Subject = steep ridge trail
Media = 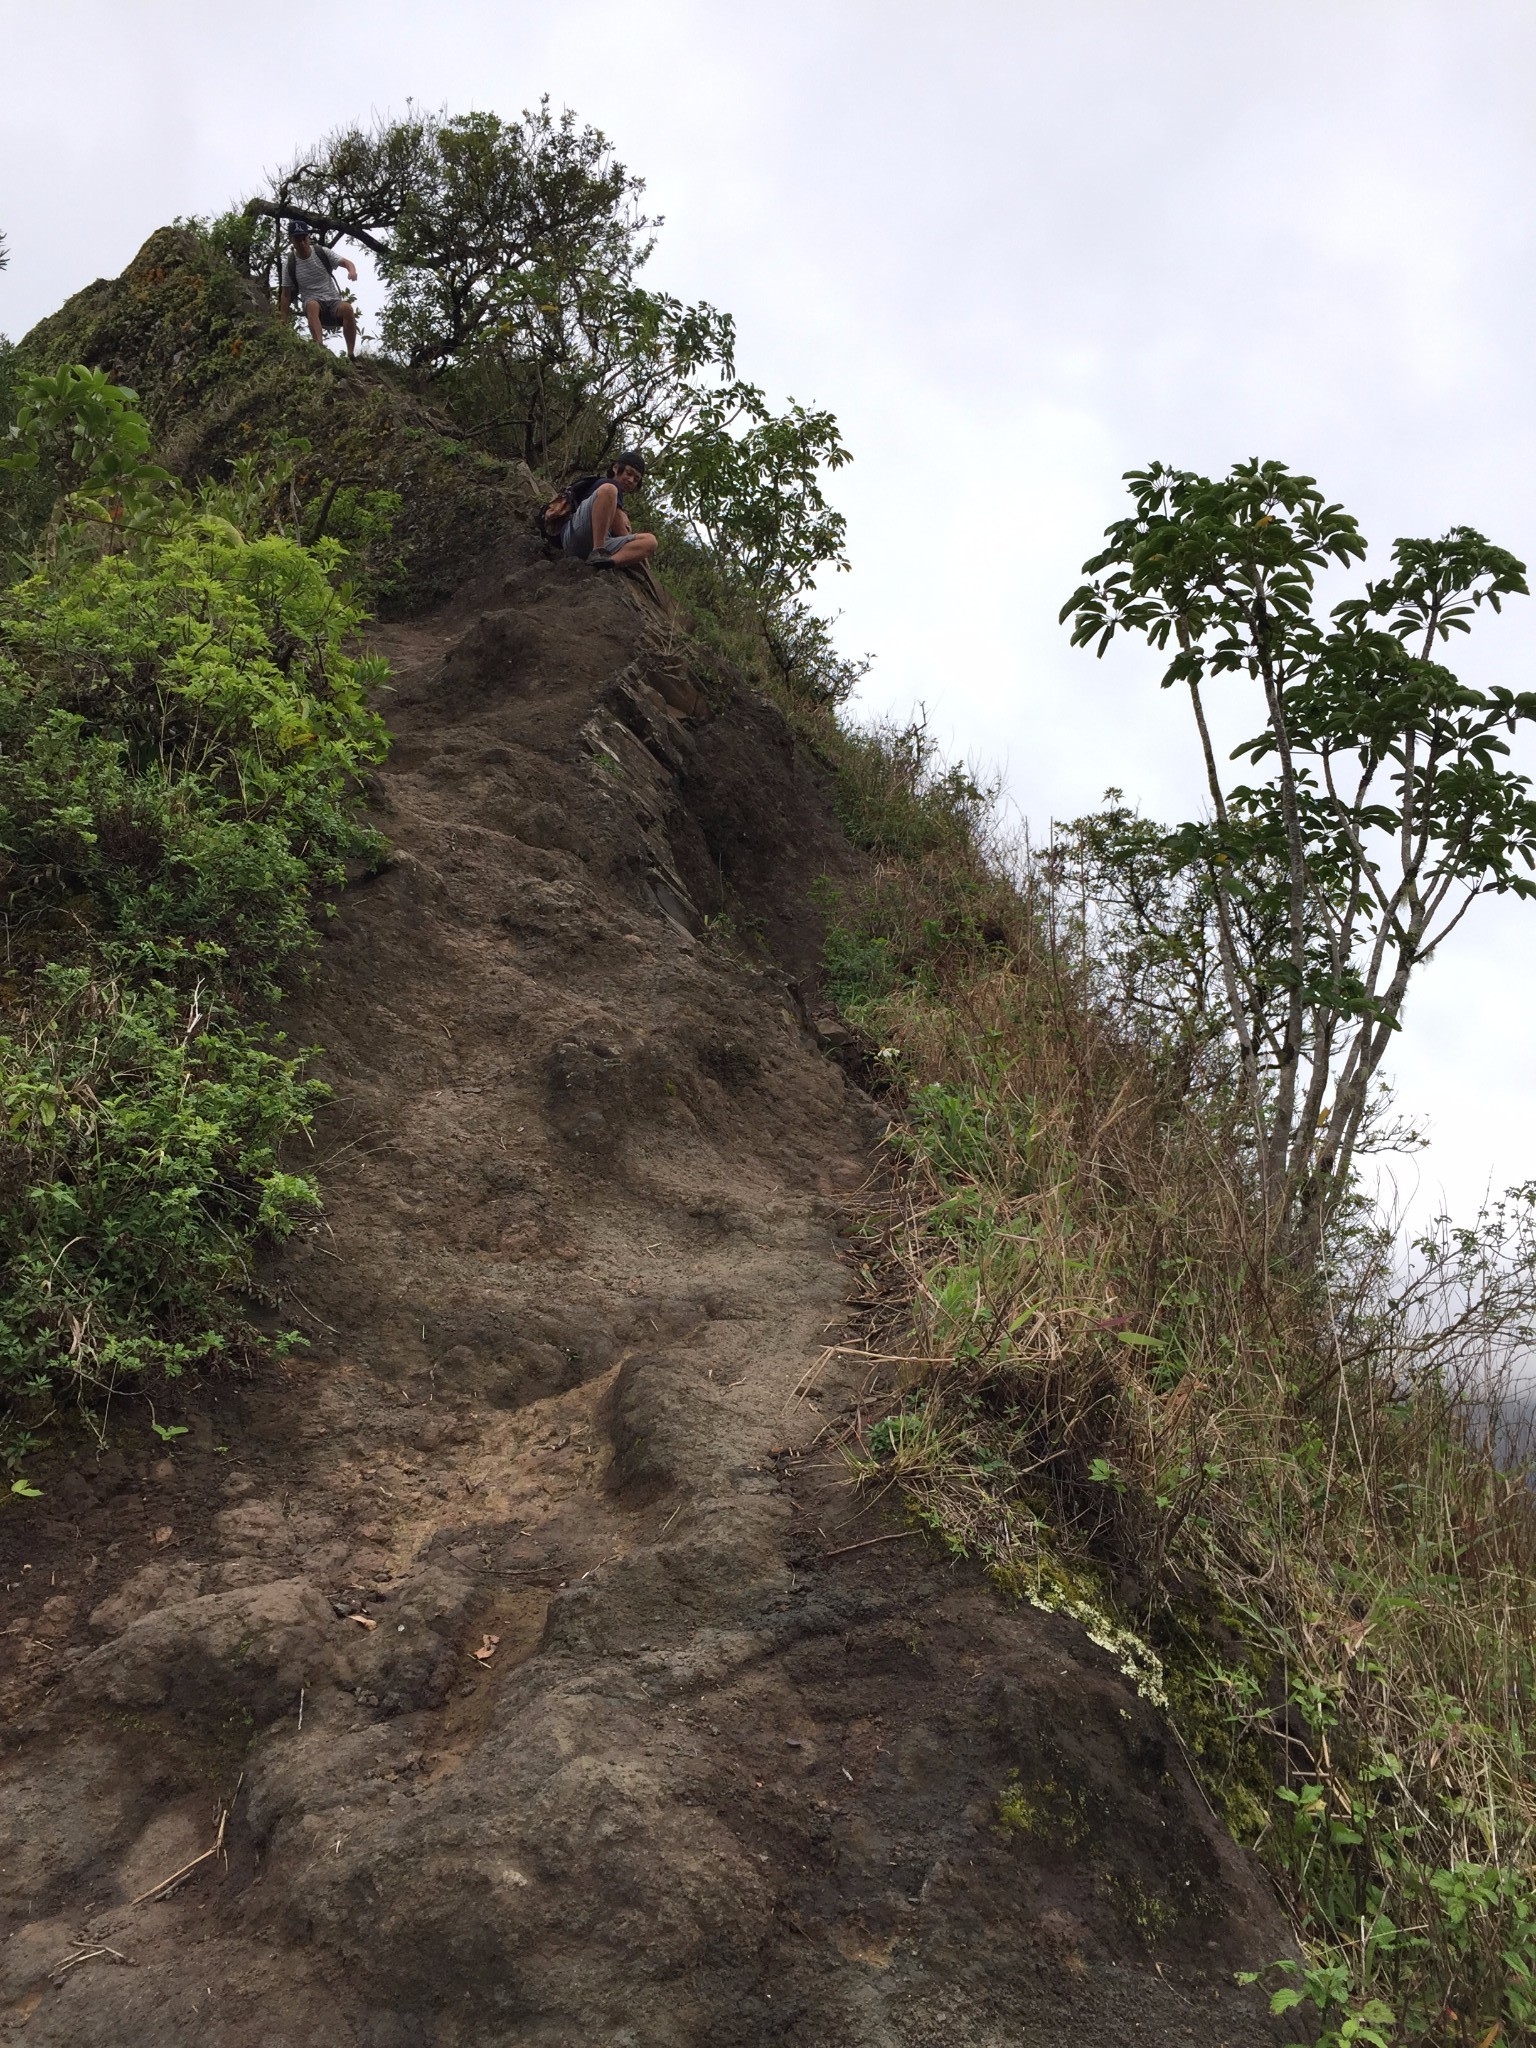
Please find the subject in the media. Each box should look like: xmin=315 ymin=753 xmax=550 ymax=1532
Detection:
xmin=0 ymin=539 xmax=1292 ymax=2046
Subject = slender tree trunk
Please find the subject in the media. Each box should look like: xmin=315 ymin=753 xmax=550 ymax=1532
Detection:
xmin=1185 ymin=658 xmax=1274 ymax=1239
xmin=1254 ymin=618 xmax=1309 ymax=1225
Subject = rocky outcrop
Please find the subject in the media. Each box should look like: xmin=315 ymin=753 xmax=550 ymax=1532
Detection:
xmin=19 ymin=226 xmax=537 ymax=614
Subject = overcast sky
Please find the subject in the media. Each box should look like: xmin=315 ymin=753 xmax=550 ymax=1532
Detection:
xmin=3 ymin=0 xmax=1534 ymax=1224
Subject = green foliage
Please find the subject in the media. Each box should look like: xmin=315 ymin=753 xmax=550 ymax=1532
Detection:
xmin=247 ymin=102 xmax=851 ymax=604
xmin=1246 ymin=1770 xmax=1536 ymax=2045
xmin=250 ymin=101 xmax=653 ymax=377
xmin=0 ymin=372 xmax=386 ymax=1444
xmin=1044 ymin=796 xmax=1247 ymax=1079
xmin=0 ymin=364 xmax=175 ymax=553
xmin=830 ymin=715 xmax=991 ymax=861
xmin=651 ymin=521 xmax=866 ymax=724
xmin=760 ymin=597 xmax=867 ymax=707
xmin=1 ymin=518 xmax=387 ymax=988
xmin=658 ymin=395 xmax=850 ymax=596
xmin=192 ymin=432 xmax=403 ymax=598
xmin=0 ymin=341 xmax=60 ymax=574
xmin=1062 ymin=459 xmax=1535 ymax=1246
xmin=819 ymin=709 xmax=1536 ymax=2045
xmin=0 ymin=968 xmax=324 ymax=1393
xmin=820 ymin=910 xmax=900 ymax=1013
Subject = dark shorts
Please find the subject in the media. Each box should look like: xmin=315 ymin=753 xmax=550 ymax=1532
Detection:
xmin=309 ymin=298 xmax=347 ymax=331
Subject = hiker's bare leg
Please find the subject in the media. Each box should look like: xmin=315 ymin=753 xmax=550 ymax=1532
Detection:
xmin=607 ymin=531 xmax=658 ymax=567
xmin=304 ymin=298 xmax=325 ymax=345
xmin=340 ymin=303 xmax=358 ymax=361
xmin=589 ymin=481 xmax=620 ymax=551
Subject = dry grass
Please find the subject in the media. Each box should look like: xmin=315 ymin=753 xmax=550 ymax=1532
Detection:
xmin=655 ymin=549 xmax=1536 ymax=2040
xmin=821 ymin=784 xmax=1536 ymax=2046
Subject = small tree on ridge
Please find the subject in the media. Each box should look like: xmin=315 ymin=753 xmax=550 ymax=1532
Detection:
xmin=1063 ymin=459 xmax=1536 ymax=1251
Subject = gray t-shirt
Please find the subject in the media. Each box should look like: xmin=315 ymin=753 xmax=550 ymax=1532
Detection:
xmin=281 ymin=244 xmax=345 ymax=302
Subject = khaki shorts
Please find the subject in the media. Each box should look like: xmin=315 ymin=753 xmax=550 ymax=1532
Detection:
xmin=561 ymin=496 xmax=629 ymax=560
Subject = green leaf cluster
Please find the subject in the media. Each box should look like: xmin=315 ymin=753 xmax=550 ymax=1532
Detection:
xmin=0 ymin=967 xmax=324 ymax=1394
xmin=0 ymin=363 xmax=174 ymax=555
xmin=1 ymin=515 xmax=387 ymax=988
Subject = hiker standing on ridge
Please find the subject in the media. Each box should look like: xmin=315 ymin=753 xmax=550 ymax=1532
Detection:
xmin=277 ymin=220 xmax=359 ymax=361
xmin=560 ymin=453 xmax=658 ymax=570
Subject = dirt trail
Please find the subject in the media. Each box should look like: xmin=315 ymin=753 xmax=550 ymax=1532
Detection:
xmin=1 ymin=542 xmax=1291 ymax=2045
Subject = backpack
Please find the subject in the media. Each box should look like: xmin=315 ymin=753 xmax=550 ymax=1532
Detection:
xmin=536 ymin=473 xmax=602 ymax=546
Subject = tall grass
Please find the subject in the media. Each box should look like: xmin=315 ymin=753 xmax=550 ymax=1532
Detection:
xmin=815 ymin=731 xmax=1536 ymax=2048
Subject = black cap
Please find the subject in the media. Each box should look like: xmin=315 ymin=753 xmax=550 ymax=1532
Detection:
xmin=612 ymin=450 xmax=647 ymax=478
xmin=287 ymin=219 xmax=313 ymax=242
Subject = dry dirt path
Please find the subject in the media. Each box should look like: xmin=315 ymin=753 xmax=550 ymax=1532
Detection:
xmin=1 ymin=543 xmax=1290 ymax=2045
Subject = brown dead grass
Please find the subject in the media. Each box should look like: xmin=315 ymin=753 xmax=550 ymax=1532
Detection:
xmin=819 ymin=755 xmax=1536 ymax=2047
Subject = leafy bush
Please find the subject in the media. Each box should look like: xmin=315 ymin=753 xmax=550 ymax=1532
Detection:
xmin=0 ymin=362 xmax=174 ymax=556
xmin=0 ymin=968 xmax=324 ymax=1395
xmin=1 ymin=515 xmax=387 ymax=987
xmin=0 ymin=339 xmax=59 ymax=574
xmin=1 ymin=373 xmax=386 ymax=1452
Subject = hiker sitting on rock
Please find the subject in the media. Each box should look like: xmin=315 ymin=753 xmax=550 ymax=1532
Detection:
xmin=561 ymin=453 xmax=658 ymax=570
xmin=278 ymin=220 xmax=359 ymax=361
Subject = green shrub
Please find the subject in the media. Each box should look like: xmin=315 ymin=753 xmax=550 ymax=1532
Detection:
xmin=0 ymin=966 xmax=324 ymax=1393
xmin=1 ymin=423 xmax=386 ymax=1447
xmin=1 ymin=516 xmax=387 ymax=987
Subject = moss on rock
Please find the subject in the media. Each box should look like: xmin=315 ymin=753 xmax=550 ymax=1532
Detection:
xmin=19 ymin=226 xmax=540 ymax=614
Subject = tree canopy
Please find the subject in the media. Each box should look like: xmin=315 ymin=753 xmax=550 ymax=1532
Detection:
xmin=1062 ymin=459 xmax=1535 ymax=1247
xmin=239 ymin=102 xmax=850 ymax=601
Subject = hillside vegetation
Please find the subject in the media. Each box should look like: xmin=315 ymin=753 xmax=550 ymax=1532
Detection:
xmin=3 ymin=103 xmax=1535 ymax=2048
xmin=0 ymin=366 xmax=386 ymax=1459
xmin=794 ymin=653 xmax=1536 ymax=2042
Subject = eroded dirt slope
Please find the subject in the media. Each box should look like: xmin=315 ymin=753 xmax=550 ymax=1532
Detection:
xmin=1 ymin=542 xmax=1292 ymax=2046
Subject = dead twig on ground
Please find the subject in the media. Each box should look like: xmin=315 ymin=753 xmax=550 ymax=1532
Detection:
xmin=127 ymin=1789 xmax=236 ymax=1908
xmin=51 ymin=1943 xmax=132 ymax=1982
xmin=822 ymin=1529 xmax=922 ymax=1559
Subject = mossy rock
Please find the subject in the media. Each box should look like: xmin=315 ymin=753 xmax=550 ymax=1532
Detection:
xmin=19 ymin=226 xmax=541 ymax=614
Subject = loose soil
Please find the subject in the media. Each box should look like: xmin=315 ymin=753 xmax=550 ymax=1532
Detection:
xmin=1 ymin=540 xmax=1293 ymax=2045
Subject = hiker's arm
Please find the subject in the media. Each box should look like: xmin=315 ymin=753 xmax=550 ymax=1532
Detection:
xmin=335 ymin=254 xmax=358 ymax=282
xmin=278 ymin=287 xmax=292 ymax=316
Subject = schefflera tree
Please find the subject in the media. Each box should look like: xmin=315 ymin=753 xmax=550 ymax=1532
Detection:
xmin=1062 ymin=459 xmax=1536 ymax=1252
